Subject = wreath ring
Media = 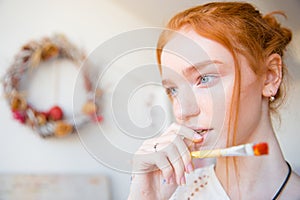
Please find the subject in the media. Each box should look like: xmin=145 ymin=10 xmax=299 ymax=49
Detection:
xmin=2 ymin=34 xmax=103 ymax=138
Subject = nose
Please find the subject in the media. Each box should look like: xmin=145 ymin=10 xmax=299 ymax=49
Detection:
xmin=173 ymin=92 xmax=200 ymax=121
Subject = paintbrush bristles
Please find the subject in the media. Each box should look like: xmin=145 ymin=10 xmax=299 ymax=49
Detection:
xmin=253 ymin=142 xmax=269 ymax=156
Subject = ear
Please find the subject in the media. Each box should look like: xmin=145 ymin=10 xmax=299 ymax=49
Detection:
xmin=262 ymin=54 xmax=282 ymax=98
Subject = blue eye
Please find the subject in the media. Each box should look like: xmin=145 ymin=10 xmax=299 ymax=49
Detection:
xmin=166 ymin=87 xmax=178 ymax=97
xmin=201 ymin=75 xmax=210 ymax=84
xmin=197 ymin=75 xmax=215 ymax=86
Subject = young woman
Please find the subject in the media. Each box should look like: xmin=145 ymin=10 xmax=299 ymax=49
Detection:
xmin=128 ymin=2 xmax=300 ymax=199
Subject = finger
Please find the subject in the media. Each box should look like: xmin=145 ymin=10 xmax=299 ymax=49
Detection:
xmin=134 ymin=145 xmax=175 ymax=182
xmin=167 ymin=123 xmax=204 ymax=146
xmin=143 ymin=134 xmax=191 ymax=164
xmin=172 ymin=135 xmax=193 ymax=173
xmin=140 ymin=139 xmax=168 ymax=153
xmin=154 ymin=152 xmax=174 ymax=182
xmin=177 ymin=124 xmax=203 ymax=142
xmin=153 ymin=129 xmax=194 ymax=174
xmin=164 ymin=142 xmax=185 ymax=185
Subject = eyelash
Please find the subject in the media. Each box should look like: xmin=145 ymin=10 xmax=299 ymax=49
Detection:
xmin=196 ymin=75 xmax=215 ymax=86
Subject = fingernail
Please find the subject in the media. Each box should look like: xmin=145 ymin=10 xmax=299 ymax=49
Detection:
xmin=180 ymin=176 xmax=186 ymax=185
xmin=186 ymin=163 xmax=194 ymax=173
xmin=193 ymin=133 xmax=203 ymax=143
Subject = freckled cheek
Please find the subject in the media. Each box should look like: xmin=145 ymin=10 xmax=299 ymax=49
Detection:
xmin=196 ymin=94 xmax=213 ymax=115
xmin=206 ymin=88 xmax=231 ymax=130
xmin=172 ymin=98 xmax=188 ymax=120
xmin=171 ymin=98 xmax=181 ymax=118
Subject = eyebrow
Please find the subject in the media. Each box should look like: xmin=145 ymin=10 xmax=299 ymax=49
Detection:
xmin=162 ymin=60 xmax=223 ymax=87
xmin=182 ymin=60 xmax=223 ymax=76
xmin=162 ymin=79 xmax=173 ymax=86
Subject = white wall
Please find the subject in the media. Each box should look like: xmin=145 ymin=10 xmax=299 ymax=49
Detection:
xmin=0 ymin=1 xmax=157 ymax=199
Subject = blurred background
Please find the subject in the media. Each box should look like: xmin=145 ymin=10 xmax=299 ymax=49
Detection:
xmin=0 ymin=0 xmax=299 ymax=199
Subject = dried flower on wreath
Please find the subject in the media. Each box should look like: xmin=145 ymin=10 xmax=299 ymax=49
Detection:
xmin=2 ymin=34 xmax=103 ymax=138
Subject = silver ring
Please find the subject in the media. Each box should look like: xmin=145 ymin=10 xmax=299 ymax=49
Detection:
xmin=154 ymin=143 xmax=159 ymax=152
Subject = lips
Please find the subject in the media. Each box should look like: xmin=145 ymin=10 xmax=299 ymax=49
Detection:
xmin=192 ymin=128 xmax=212 ymax=143
xmin=195 ymin=129 xmax=210 ymax=136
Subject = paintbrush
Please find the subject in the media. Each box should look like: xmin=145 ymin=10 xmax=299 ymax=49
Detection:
xmin=191 ymin=142 xmax=269 ymax=158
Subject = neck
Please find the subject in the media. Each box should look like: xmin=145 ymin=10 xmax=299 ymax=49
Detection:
xmin=215 ymin=131 xmax=288 ymax=200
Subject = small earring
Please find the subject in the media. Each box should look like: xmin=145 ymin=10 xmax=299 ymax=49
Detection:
xmin=269 ymin=89 xmax=275 ymax=102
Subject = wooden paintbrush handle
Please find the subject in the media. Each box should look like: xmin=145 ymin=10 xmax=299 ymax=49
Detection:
xmin=191 ymin=149 xmax=222 ymax=158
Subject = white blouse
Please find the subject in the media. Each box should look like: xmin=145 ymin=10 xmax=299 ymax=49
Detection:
xmin=169 ymin=165 xmax=230 ymax=200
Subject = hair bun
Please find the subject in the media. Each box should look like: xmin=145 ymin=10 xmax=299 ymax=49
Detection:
xmin=263 ymin=11 xmax=292 ymax=53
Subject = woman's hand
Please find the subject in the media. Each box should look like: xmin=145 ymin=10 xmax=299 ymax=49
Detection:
xmin=128 ymin=123 xmax=203 ymax=200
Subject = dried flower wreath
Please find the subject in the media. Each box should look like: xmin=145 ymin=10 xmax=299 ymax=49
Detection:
xmin=2 ymin=34 xmax=103 ymax=138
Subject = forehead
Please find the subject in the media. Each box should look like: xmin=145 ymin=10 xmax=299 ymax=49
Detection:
xmin=160 ymin=28 xmax=234 ymax=74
